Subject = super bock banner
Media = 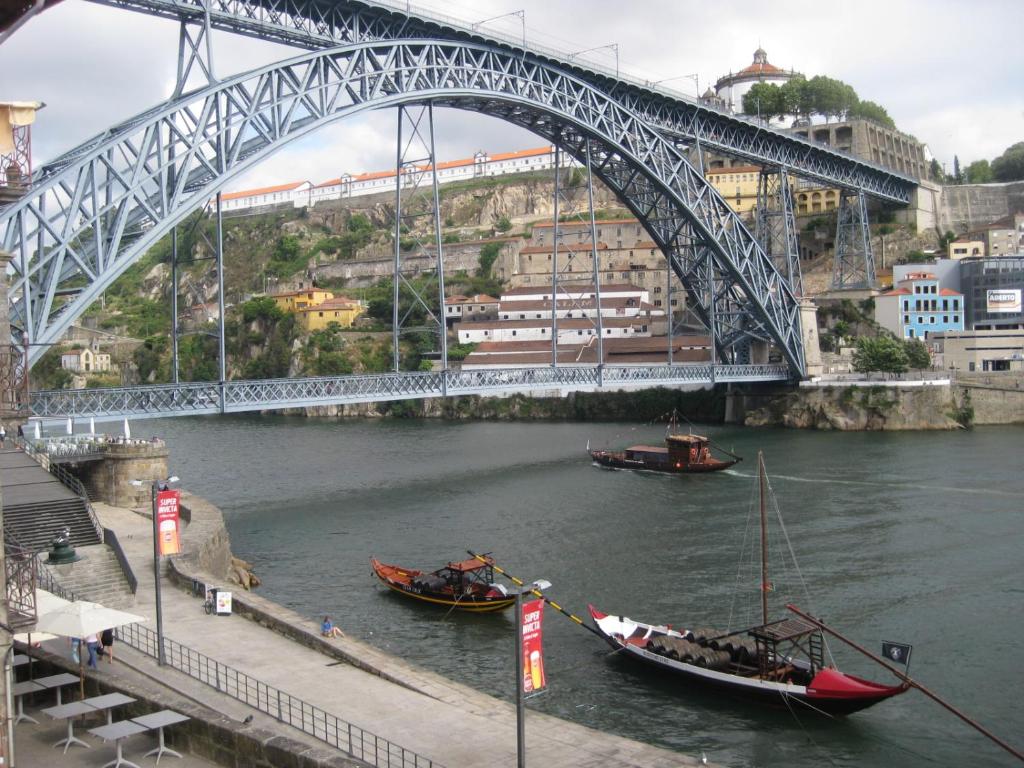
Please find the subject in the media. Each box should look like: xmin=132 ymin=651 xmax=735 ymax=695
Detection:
xmin=521 ymin=598 xmax=547 ymax=694
xmin=882 ymin=641 xmax=912 ymax=666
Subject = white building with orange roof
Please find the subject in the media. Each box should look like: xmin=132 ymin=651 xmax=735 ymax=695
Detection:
xmin=220 ymin=180 xmax=313 ymax=212
xmin=713 ymin=47 xmax=802 ymax=120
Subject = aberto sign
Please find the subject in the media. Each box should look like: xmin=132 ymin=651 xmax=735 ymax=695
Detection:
xmin=986 ymin=289 xmax=1022 ymax=314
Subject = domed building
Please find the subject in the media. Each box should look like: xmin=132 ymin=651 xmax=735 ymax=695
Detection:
xmin=714 ymin=48 xmax=801 ymax=118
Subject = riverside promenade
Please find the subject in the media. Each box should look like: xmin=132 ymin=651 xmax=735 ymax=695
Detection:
xmin=64 ymin=496 xmax=709 ymax=768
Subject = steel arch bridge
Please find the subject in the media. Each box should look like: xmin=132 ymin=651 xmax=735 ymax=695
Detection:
xmin=4 ymin=38 xmax=809 ymax=368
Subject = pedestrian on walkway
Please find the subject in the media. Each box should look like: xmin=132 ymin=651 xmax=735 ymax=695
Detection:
xmin=0 ymin=424 xmax=6 ymax=448
xmin=321 ymin=615 xmax=344 ymax=639
xmin=100 ymin=628 xmax=115 ymax=663
xmin=85 ymin=633 xmax=100 ymax=669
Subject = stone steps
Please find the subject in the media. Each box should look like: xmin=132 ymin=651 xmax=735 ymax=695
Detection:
xmin=4 ymin=498 xmax=101 ymax=553
xmin=42 ymin=544 xmax=136 ymax=609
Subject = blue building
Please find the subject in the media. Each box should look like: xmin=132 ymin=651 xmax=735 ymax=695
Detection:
xmin=876 ymin=271 xmax=965 ymax=340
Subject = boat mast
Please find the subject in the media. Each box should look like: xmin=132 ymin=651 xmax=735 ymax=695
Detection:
xmin=759 ymin=451 xmax=768 ymax=627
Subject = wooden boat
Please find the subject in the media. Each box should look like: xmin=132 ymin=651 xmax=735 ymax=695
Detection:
xmin=588 ymin=412 xmax=740 ymax=474
xmin=587 ymin=453 xmax=909 ymax=715
xmin=370 ymin=555 xmax=515 ymax=612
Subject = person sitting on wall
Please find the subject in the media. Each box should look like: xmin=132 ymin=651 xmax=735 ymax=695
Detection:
xmin=321 ymin=615 xmax=345 ymax=639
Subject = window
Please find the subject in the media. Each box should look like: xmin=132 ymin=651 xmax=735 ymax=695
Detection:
xmin=914 ymin=286 xmax=921 ymax=294
xmin=654 ymin=300 xmax=663 ymax=307
xmin=943 ymin=316 xmax=949 ymax=323
xmin=903 ymin=315 xmax=910 ymax=324
xmin=654 ymin=286 xmax=662 ymax=294
xmin=954 ymin=315 xmax=959 ymax=323
xmin=907 ymin=328 xmax=915 ymax=338
xmin=943 ymin=299 xmax=948 ymax=311
xmin=918 ymin=317 xmax=923 ymax=324
xmin=512 ymin=330 xmax=517 ymax=336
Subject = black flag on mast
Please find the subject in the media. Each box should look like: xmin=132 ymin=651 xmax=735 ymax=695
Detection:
xmin=882 ymin=641 xmax=912 ymax=666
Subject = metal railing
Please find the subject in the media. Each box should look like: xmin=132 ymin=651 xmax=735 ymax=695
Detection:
xmin=4 ymin=530 xmax=38 ymax=629
xmin=37 ymin=572 xmax=439 ymax=768
xmin=102 ymin=528 xmax=138 ymax=595
xmin=16 ymin=436 xmax=105 ymax=543
xmin=29 ymin=363 xmax=793 ymax=421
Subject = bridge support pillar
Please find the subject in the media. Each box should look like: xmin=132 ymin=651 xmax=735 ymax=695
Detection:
xmin=831 ymin=189 xmax=876 ymax=290
xmin=799 ymin=299 xmax=824 ymax=379
xmin=0 ymin=249 xmax=26 ymax=424
xmin=755 ymin=167 xmax=803 ymax=296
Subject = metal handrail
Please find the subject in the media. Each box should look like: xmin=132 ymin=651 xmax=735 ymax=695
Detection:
xmin=37 ymin=572 xmax=439 ymax=768
xmin=102 ymin=528 xmax=138 ymax=595
xmin=4 ymin=530 xmax=38 ymax=629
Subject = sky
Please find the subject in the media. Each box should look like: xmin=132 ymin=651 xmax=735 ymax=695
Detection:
xmin=1 ymin=0 xmax=1021 ymax=191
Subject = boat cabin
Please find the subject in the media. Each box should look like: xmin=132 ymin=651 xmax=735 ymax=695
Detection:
xmin=665 ymin=434 xmax=712 ymax=467
xmin=750 ymin=617 xmax=824 ymax=683
xmin=412 ymin=557 xmax=499 ymax=595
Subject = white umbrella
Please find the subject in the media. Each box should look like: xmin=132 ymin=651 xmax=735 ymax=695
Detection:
xmin=35 ymin=600 xmax=148 ymax=696
xmin=33 ymin=420 xmax=41 ymax=439
xmin=89 ymin=417 xmax=96 ymax=436
xmin=123 ymin=418 xmax=131 ymax=439
xmin=65 ymin=417 xmax=73 ymax=435
xmin=35 ymin=600 xmax=147 ymax=639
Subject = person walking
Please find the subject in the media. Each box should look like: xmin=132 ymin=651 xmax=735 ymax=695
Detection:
xmin=0 ymin=424 xmax=6 ymax=448
xmin=100 ymin=628 xmax=115 ymax=663
xmin=85 ymin=633 xmax=100 ymax=669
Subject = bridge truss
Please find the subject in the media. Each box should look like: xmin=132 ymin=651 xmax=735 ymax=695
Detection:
xmin=2 ymin=39 xmax=807 ymax=374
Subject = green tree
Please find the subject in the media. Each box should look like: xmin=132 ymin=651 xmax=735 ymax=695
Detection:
xmin=847 ymin=100 xmax=895 ymax=129
xmin=743 ymin=82 xmax=785 ymax=120
xmin=495 ymin=216 xmax=513 ymax=233
xmin=953 ymin=155 xmax=963 ymax=184
xmin=965 ymin=159 xmax=993 ymax=183
xmin=904 ymin=338 xmax=932 ymax=370
xmin=929 ymin=159 xmax=946 ymax=184
xmin=477 ymin=241 xmax=501 ymax=277
xmin=991 ymin=142 xmax=1024 ymax=182
xmin=853 ymin=336 xmax=908 ymax=374
xmin=805 ymin=76 xmax=857 ymax=121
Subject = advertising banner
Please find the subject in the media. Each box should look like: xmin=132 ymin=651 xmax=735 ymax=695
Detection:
xmin=156 ymin=489 xmax=182 ymax=556
xmin=521 ymin=598 xmax=546 ymax=694
xmin=987 ymin=289 xmax=1021 ymax=314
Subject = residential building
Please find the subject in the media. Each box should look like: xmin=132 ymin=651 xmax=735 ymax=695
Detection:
xmin=948 ymin=237 xmax=984 ymax=260
xmin=456 ymin=316 xmax=651 ymax=344
xmin=60 ymin=347 xmax=112 ymax=374
xmin=705 ymin=165 xmax=762 ymax=216
xmin=461 ymin=336 xmax=711 ymax=369
xmin=501 ymin=220 xmax=678 ymax=312
xmin=221 ymin=145 xmax=573 ymax=212
xmin=967 ymin=218 xmax=1021 ymax=257
xmin=270 ymin=289 xmax=335 ymax=313
xmin=786 ymin=119 xmax=927 ymax=179
xmin=297 ymin=296 xmax=365 ymax=331
xmin=959 ymin=256 xmax=1024 ymax=330
xmin=875 ymin=271 xmax=964 ymax=340
xmin=445 ymin=294 xmax=500 ymax=326
xmin=933 ymin=329 xmax=1024 ymax=372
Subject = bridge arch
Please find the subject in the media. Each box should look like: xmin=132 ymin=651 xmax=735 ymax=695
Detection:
xmin=2 ymin=39 xmax=803 ymax=373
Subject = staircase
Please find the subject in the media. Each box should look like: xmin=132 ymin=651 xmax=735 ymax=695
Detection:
xmin=3 ymin=496 xmax=101 ymax=553
xmin=40 ymin=544 xmax=137 ymax=609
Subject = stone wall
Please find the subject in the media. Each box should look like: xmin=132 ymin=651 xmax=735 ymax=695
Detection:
xmin=955 ymin=372 xmax=1024 ymax=425
xmin=79 ymin=443 xmax=170 ymax=508
xmin=939 ymin=181 xmax=1024 ymax=234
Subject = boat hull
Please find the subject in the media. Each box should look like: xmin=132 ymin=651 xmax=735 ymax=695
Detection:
xmin=588 ymin=606 xmax=906 ymax=716
xmin=589 ymin=451 xmax=737 ymax=474
xmin=371 ymin=558 xmax=515 ymax=613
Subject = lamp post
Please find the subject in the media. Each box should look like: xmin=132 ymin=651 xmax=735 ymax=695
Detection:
xmin=514 ymin=579 xmax=550 ymax=768
xmin=131 ymin=475 xmax=179 ymax=666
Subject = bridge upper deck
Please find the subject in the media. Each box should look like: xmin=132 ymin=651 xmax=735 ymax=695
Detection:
xmin=86 ymin=0 xmax=916 ymax=203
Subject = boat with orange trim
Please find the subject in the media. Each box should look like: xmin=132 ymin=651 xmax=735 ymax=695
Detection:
xmin=588 ymin=411 xmax=740 ymax=474
xmin=587 ymin=452 xmax=908 ymax=715
xmin=370 ymin=555 xmax=515 ymax=612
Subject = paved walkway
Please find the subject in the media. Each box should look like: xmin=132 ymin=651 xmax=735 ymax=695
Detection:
xmin=75 ymin=500 xmax=706 ymax=768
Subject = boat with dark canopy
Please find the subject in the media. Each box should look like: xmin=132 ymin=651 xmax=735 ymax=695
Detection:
xmin=587 ymin=452 xmax=908 ymax=715
xmin=588 ymin=411 xmax=740 ymax=474
xmin=370 ymin=555 xmax=515 ymax=612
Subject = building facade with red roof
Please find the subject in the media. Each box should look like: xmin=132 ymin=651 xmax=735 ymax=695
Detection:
xmin=875 ymin=271 xmax=964 ymax=341
xmin=713 ymin=48 xmax=802 ymax=120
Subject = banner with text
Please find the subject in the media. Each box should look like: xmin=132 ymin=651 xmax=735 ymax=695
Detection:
xmin=987 ymin=289 xmax=1021 ymax=314
xmin=156 ymin=489 xmax=182 ymax=556
xmin=521 ymin=598 xmax=547 ymax=694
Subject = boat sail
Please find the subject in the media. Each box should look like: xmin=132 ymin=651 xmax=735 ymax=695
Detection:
xmin=588 ymin=452 xmax=908 ymax=715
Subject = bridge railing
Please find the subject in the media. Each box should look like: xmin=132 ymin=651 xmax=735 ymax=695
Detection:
xmin=29 ymin=364 xmax=792 ymax=420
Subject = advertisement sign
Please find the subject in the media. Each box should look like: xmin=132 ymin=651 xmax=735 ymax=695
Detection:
xmin=156 ymin=489 xmax=181 ymax=556
xmin=215 ymin=590 xmax=233 ymax=616
xmin=987 ymin=289 xmax=1022 ymax=314
xmin=521 ymin=598 xmax=546 ymax=694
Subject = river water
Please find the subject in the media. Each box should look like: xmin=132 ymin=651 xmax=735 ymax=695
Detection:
xmin=141 ymin=415 xmax=1023 ymax=767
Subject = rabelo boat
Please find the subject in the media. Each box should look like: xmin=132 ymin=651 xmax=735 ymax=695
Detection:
xmin=587 ymin=452 xmax=908 ymax=715
xmin=370 ymin=555 xmax=514 ymax=612
xmin=588 ymin=412 xmax=740 ymax=474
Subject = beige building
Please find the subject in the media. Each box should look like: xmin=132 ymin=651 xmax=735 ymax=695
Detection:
xmin=270 ymin=289 xmax=334 ymax=313
xmin=967 ymin=218 xmax=1021 ymax=257
xmin=706 ymin=165 xmax=762 ymax=215
xmin=787 ymin=119 xmax=927 ymax=179
xmin=933 ymin=329 xmax=1024 ymax=372
xmin=297 ymin=296 xmax=365 ymax=331
xmin=948 ymin=237 xmax=984 ymax=260
xmin=61 ymin=347 xmax=112 ymax=373
xmin=500 ymin=219 xmax=680 ymax=314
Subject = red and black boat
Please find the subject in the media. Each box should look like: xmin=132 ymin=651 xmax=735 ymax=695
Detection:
xmin=370 ymin=555 xmax=515 ymax=612
xmin=587 ymin=452 xmax=908 ymax=715
xmin=588 ymin=412 xmax=740 ymax=474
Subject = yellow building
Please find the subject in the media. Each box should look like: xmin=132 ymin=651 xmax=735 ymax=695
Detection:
xmin=705 ymin=165 xmax=761 ymax=215
xmin=794 ymin=186 xmax=840 ymax=215
xmin=271 ymin=289 xmax=334 ymax=312
xmin=298 ymin=297 xmax=366 ymax=331
xmin=948 ymin=236 xmax=984 ymax=260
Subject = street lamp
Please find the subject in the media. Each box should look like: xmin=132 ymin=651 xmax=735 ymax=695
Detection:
xmin=514 ymin=578 xmax=551 ymax=768
xmin=130 ymin=475 xmax=179 ymax=666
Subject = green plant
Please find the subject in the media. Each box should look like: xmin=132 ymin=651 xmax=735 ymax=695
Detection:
xmin=852 ymin=335 xmax=908 ymax=374
xmin=495 ymin=216 xmax=513 ymax=233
